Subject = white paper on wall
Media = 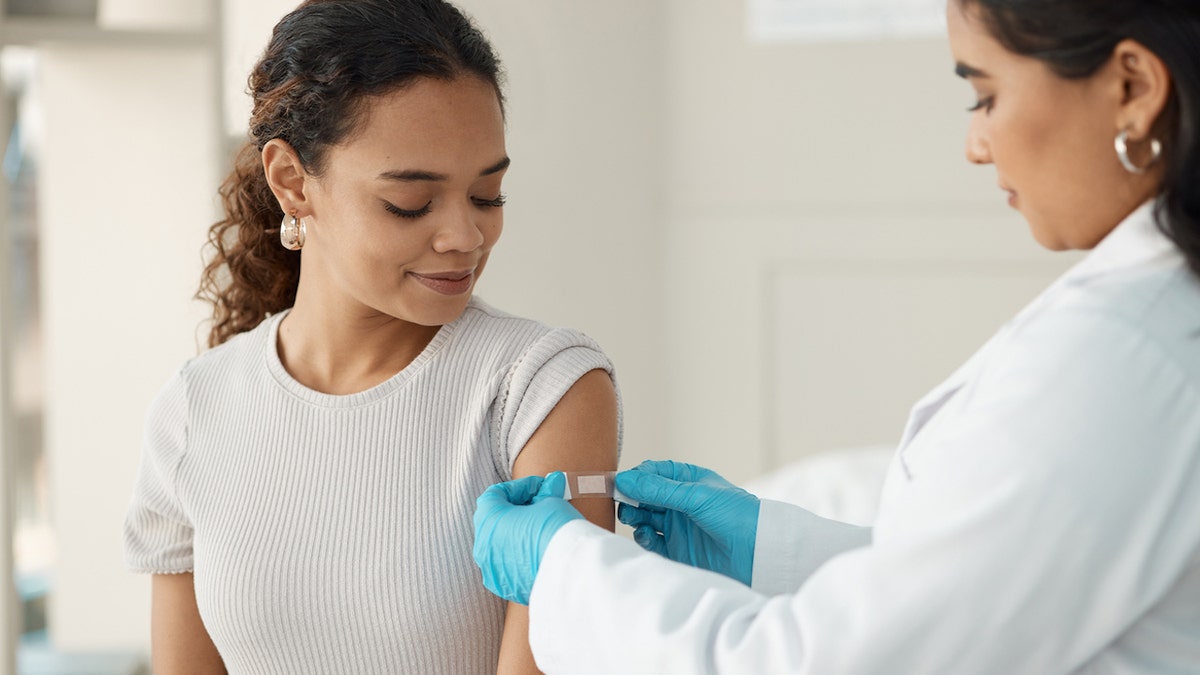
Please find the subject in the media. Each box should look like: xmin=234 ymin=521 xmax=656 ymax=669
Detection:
xmin=748 ymin=0 xmax=946 ymax=43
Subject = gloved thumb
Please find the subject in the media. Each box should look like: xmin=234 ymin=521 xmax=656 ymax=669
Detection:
xmin=533 ymin=471 xmax=567 ymax=502
xmin=615 ymin=469 xmax=701 ymax=513
xmin=481 ymin=475 xmax=545 ymax=509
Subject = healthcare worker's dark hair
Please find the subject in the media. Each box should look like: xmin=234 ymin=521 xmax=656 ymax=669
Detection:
xmin=198 ymin=0 xmax=505 ymax=348
xmin=956 ymin=0 xmax=1200 ymax=277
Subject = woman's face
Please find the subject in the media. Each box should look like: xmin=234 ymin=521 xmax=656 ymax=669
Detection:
xmin=302 ymin=75 xmax=507 ymax=326
xmin=946 ymin=2 xmax=1154 ymax=250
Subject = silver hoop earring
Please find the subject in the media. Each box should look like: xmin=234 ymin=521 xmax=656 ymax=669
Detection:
xmin=1115 ymin=129 xmax=1162 ymax=175
xmin=280 ymin=213 xmax=306 ymax=250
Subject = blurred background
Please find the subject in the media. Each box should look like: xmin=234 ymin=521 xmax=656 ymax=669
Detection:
xmin=0 ymin=0 xmax=1078 ymax=671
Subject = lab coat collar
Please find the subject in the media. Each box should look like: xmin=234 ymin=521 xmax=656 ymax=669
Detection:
xmin=1059 ymin=200 xmax=1181 ymax=284
xmin=895 ymin=200 xmax=1180 ymax=463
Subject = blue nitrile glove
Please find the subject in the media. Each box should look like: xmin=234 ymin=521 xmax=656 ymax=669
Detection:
xmin=615 ymin=460 xmax=760 ymax=586
xmin=472 ymin=472 xmax=584 ymax=605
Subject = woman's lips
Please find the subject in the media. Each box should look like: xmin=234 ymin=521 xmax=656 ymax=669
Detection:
xmin=410 ymin=270 xmax=474 ymax=296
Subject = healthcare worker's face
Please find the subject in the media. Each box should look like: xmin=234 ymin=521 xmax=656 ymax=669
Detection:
xmin=300 ymin=75 xmax=508 ymax=327
xmin=946 ymin=2 xmax=1152 ymax=250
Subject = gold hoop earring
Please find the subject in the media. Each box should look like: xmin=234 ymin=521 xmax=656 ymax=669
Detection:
xmin=280 ymin=213 xmax=306 ymax=250
xmin=1115 ymin=129 xmax=1162 ymax=175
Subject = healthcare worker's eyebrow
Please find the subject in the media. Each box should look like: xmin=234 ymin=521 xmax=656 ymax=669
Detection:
xmin=378 ymin=156 xmax=511 ymax=182
xmin=955 ymin=62 xmax=989 ymax=79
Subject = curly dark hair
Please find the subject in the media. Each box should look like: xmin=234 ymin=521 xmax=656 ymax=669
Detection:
xmin=958 ymin=0 xmax=1200 ymax=277
xmin=198 ymin=0 xmax=504 ymax=347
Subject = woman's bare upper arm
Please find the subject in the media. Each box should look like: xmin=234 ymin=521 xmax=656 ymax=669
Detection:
xmin=151 ymin=573 xmax=226 ymax=674
xmin=499 ymin=368 xmax=619 ymax=674
xmin=510 ymin=368 xmax=619 ymax=528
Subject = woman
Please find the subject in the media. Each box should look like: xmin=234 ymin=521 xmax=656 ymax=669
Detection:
xmin=472 ymin=0 xmax=1200 ymax=672
xmin=123 ymin=1 xmax=619 ymax=673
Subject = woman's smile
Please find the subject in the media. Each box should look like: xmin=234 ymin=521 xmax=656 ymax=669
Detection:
xmin=408 ymin=268 xmax=475 ymax=295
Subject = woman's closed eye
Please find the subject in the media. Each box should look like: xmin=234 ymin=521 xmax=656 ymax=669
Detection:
xmin=473 ymin=194 xmax=507 ymax=209
xmin=384 ymin=201 xmax=433 ymax=219
xmin=384 ymin=194 xmax=506 ymax=220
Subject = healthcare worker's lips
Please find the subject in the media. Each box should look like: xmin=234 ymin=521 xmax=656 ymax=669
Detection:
xmin=411 ymin=269 xmax=475 ymax=295
xmin=1000 ymin=186 xmax=1018 ymax=207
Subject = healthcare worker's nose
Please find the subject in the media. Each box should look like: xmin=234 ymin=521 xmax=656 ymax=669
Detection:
xmin=965 ymin=115 xmax=992 ymax=165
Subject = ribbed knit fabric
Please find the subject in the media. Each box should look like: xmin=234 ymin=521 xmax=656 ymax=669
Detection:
xmin=123 ymin=297 xmax=620 ymax=674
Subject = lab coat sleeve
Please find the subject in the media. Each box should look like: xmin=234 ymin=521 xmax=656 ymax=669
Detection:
xmin=751 ymin=499 xmax=871 ymax=596
xmin=527 ymin=309 xmax=1200 ymax=674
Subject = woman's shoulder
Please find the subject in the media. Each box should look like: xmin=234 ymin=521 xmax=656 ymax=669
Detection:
xmin=457 ymin=296 xmax=546 ymax=332
xmin=174 ymin=313 xmax=276 ymax=389
xmin=453 ymin=297 xmax=607 ymax=358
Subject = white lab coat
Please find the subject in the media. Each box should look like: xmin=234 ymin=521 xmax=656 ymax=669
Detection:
xmin=527 ymin=202 xmax=1200 ymax=674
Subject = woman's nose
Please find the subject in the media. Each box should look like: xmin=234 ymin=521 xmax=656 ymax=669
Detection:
xmin=431 ymin=209 xmax=486 ymax=253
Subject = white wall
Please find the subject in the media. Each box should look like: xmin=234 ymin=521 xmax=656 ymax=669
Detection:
xmin=39 ymin=45 xmax=217 ymax=651
xmin=658 ymin=1 xmax=1078 ymax=483
xmin=98 ymin=0 xmax=212 ymax=31
xmin=221 ymin=0 xmax=288 ymax=135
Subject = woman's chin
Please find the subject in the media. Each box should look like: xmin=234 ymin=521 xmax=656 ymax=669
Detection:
xmin=404 ymin=296 xmax=474 ymax=327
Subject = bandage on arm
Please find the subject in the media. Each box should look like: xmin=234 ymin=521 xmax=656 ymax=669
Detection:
xmin=561 ymin=471 xmax=639 ymax=507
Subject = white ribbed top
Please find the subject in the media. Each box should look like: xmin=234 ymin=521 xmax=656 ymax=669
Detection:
xmin=124 ymin=298 xmax=619 ymax=674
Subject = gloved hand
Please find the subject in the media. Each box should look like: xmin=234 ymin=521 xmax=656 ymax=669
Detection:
xmin=615 ymin=460 xmax=760 ymax=586
xmin=472 ymin=472 xmax=584 ymax=605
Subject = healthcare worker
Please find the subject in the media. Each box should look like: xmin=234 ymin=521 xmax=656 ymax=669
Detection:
xmin=472 ymin=0 xmax=1200 ymax=672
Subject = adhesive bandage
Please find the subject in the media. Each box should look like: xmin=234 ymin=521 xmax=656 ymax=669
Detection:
xmin=561 ymin=471 xmax=639 ymax=507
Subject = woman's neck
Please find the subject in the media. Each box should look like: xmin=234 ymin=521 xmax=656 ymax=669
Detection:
xmin=276 ymin=293 xmax=443 ymax=396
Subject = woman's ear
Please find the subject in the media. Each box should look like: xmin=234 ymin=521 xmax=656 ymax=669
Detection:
xmin=1113 ymin=39 xmax=1172 ymax=141
xmin=262 ymin=139 xmax=311 ymax=215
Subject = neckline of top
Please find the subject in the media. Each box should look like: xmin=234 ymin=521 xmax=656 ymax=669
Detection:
xmin=262 ymin=308 xmax=458 ymax=408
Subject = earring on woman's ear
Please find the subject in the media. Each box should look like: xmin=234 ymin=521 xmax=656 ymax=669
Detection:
xmin=1115 ymin=128 xmax=1162 ymax=175
xmin=280 ymin=212 xmax=306 ymax=250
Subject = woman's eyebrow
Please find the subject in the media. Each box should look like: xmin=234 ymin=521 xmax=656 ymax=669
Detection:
xmin=480 ymin=156 xmax=511 ymax=177
xmin=378 ymin=156 xmax=511 ymax=183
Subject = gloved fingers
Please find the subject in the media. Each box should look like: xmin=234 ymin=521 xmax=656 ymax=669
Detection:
xmin=477 ymin=475 xmax=544 ymax=513
xmin=615 ymin=468 xmax=700 ymax=513
xmin=628 ymin=459 xmax=705 ymax=481
xmin=632 ymin=525 xmax=669 ymax=557
xmin=532 ymin=471 xmax=567 ymax=502
xmin=482 ymin=568 xmax=526 ymax=606
xmin=473 ymin=485 xmax=507 ymax=531
xmin=617 ymin=502 xmax=646 ymax=526
xmin=640 ymin=459 xmax=732 ymax=483
xmin=617 ymin=503 xmax=667 ymax=533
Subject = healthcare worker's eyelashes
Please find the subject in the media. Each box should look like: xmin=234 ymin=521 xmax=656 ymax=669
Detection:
xmin=954 ymin=61 xmax=995 ymax=113
xmin=966 ymin=96 xmax=995 ymax=113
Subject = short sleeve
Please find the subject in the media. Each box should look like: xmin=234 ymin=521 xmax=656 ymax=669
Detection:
xmin=123 ymin=368 xmax=194 ymax=574
xmin=492 ymin=328 xmax=621 ymax=479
